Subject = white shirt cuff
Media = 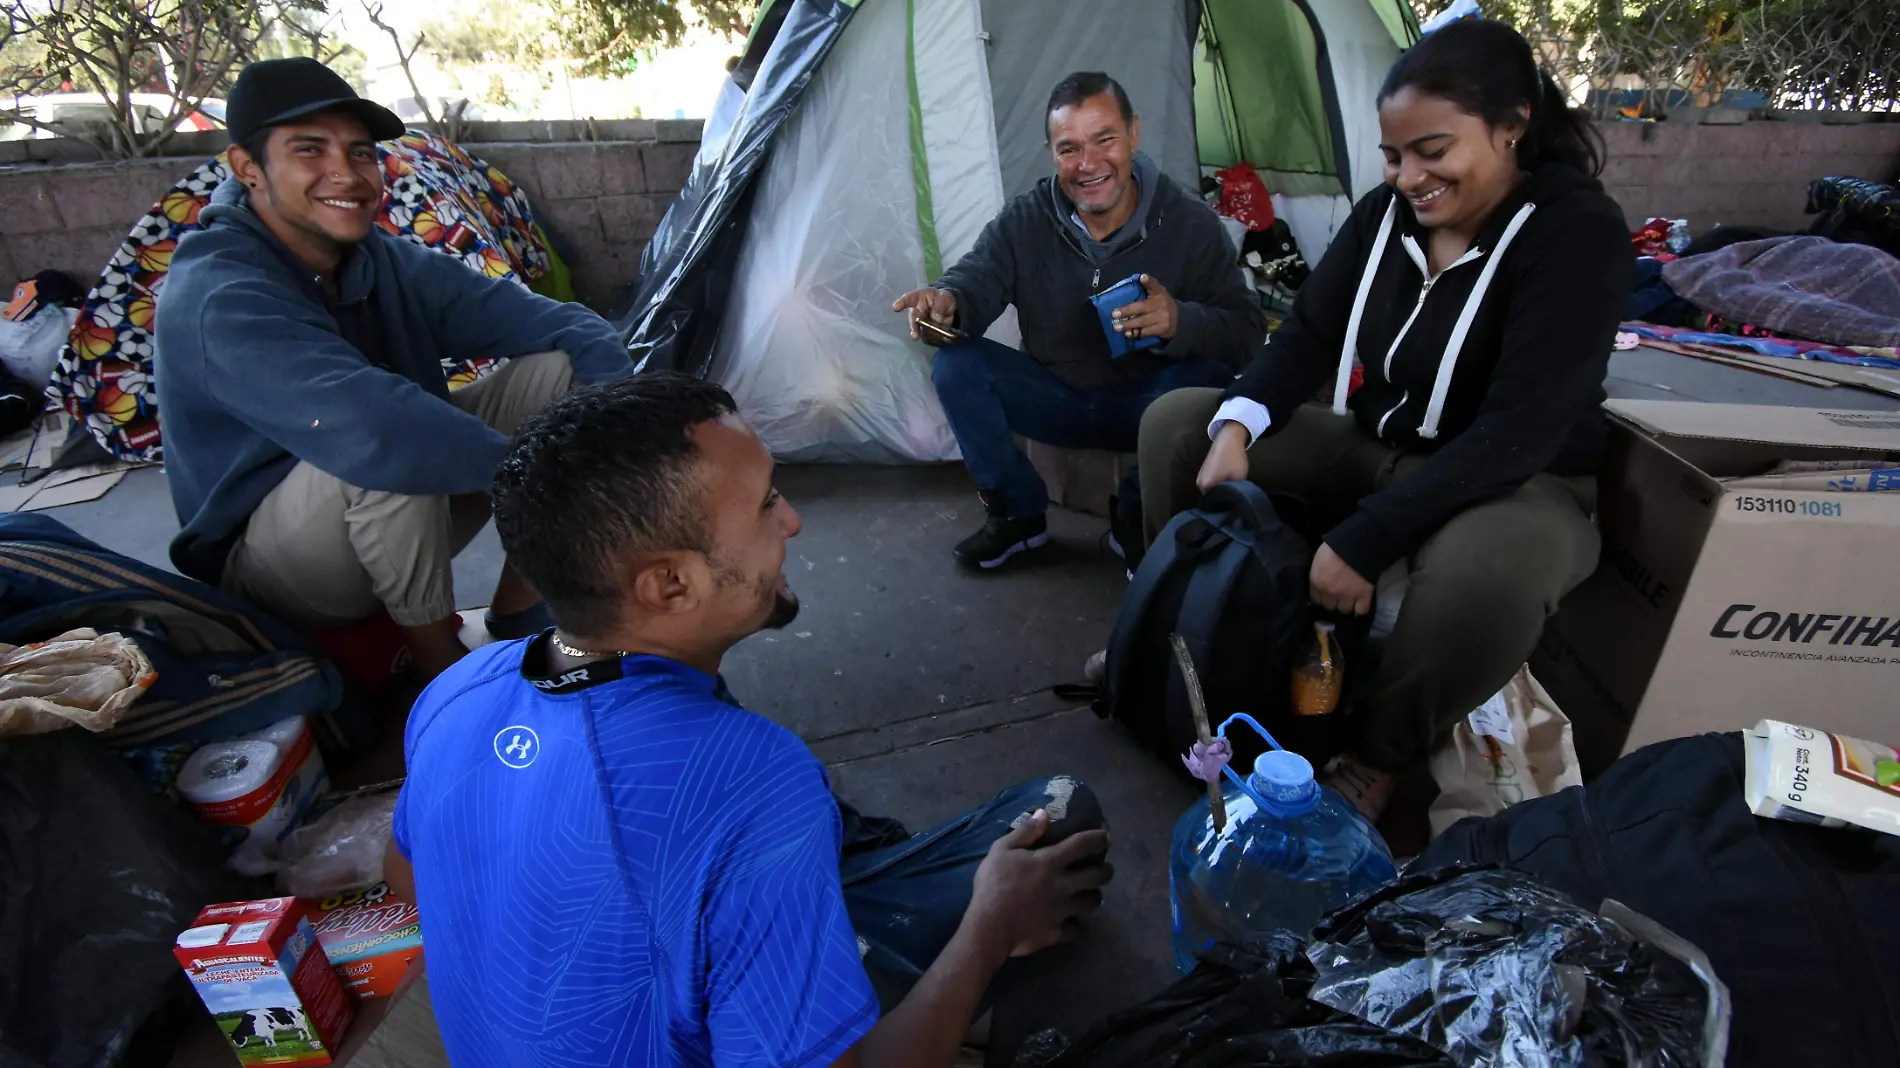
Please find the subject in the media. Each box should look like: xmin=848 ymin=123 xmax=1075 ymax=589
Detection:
xmin=1207 ymin=397 xmax=1271 ymax=447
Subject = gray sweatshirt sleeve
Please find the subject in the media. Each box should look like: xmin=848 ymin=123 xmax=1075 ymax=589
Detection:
xmin=934 ymin=206 xmax=1021 ymax=337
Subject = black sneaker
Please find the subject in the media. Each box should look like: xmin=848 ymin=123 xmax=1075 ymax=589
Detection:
xmin=954 ymin=497 xmax=1049 ymax=569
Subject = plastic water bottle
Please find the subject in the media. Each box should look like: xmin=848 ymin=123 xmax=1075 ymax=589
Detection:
xmin=1666 ymin=218 xmax=1691 ymax=255
xmin=1169 ymin=748 xmax=1397 ymax=974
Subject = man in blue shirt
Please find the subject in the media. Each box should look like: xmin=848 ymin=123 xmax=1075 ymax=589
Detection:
xmin=155 ymin=58 xmax=631 ymax=682
xmin=385 ymin=372 xmax=1112 ymax=1067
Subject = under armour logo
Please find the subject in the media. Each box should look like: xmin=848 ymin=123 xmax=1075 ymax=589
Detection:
xmin=493 ymin=725 xmax=541 ymax=769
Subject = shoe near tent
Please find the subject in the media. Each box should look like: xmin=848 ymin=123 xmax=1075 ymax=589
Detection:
xmin=622 ymin=0 xmax=1417 ymax=463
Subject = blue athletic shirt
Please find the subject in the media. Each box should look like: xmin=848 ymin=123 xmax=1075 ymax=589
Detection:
xmin=392 ymin=633 xmax=879 ymax=1068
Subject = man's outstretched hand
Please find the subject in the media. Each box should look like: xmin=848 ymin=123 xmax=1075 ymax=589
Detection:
xmin=968 ymin=810 xmax=1113 ymax=959
xmin=831 ymin=811 xmax=1113 ymax=1068
xmin=893 ymin=287 xmax=958 ymax=340
xmin=1110 ymin=274 xmax=1178 ymax=342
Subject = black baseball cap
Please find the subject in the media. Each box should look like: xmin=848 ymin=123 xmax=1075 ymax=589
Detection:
xmin=226 ymin=57 xmax=406 ymax=145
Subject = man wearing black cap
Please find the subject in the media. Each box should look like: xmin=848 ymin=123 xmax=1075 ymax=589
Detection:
xmin=155 ymin=57 xmax=632 ymax=683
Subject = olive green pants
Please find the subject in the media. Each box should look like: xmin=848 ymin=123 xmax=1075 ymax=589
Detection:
xmin=1137 ymin=391 xmax=1600 ymax=770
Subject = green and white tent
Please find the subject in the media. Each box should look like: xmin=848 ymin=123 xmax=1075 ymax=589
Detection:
xmin=675 ymin=0 xmax=1418 ymax=462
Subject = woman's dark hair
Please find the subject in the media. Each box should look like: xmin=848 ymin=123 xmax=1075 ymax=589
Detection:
xmin=1377 ymin=18 xmax=1604 ymax=177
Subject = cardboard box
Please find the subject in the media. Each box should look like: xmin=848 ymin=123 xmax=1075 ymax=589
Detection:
xmin=174 ymin=898 xmax=356 ymax=1066
xmin=1536 ymin=401 xmax=1900 ymax=767
xmin=297 ymin=883 xmax=422 ymax=1000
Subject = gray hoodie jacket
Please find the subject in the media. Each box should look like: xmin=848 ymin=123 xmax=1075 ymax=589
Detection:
xmin=936 ymin=152 xmax=1264 ymax=391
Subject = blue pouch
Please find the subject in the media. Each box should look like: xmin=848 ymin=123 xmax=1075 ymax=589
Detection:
xmin=1090 ymin=274 xmax=1162 ymax=358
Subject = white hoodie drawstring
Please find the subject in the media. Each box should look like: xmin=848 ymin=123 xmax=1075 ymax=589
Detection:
xmin=1417 ymin=202 xmax=1537 ymax=439
xmin=1333 ymin=200 xmax=1398 ymax=415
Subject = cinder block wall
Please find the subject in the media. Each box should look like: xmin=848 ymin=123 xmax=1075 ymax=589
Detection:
xmin=0 ymin=119 xmax=706 ymax=310
xmin=1598 ymin=119 xmax=1900 ymax=234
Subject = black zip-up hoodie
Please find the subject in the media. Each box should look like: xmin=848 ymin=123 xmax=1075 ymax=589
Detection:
xmin=937 ymin=154 xmax=1265 ymax=392
xmin=1228 ymin=163 xmax=1633 ymax=580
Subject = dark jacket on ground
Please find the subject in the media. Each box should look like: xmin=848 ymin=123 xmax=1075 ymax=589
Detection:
xmin=936 ymin=153 xmax=1264 ymax=392
xmin=1228 ymin=163 xmax=1633 ymax=579
xmin=157 ymin=179 xmax=632 ymax=584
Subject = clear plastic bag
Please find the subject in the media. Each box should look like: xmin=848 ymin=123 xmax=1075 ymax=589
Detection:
xmin=277 ymin=789 xmax=398 ymax=899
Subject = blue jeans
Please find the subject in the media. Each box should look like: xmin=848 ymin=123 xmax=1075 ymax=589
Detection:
xmin=931 ymin=337 xmax=1234 ymax=518
xmin=840 ymin=776 xmax=1104 ymax=1013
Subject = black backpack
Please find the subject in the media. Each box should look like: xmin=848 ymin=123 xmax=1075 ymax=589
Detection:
xmin=1085 ymin=481 xmax=1334 ymax=772
xmin=1420 ymin=731 xmax=1900 ymax=1068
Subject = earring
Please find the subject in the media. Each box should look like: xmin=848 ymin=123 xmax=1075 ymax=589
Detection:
xmin=1508 ymin=138 xmax=1520 ymax=149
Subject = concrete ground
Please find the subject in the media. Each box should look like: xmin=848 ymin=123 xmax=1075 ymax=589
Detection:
xmin=88 ymin=348 xmax=1896 ymax=1066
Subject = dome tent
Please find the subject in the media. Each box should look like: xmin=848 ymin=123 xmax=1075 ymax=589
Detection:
xmin=621 ymin=0 xmax=1416 ymax=463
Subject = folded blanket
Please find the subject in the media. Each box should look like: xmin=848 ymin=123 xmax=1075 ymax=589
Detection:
xmin=1662 ymin=236 xmax=1900 ymax=348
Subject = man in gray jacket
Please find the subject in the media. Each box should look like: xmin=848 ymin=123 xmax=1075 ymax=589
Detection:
xmin=894 ymin=72 xmax=1263 ymax=569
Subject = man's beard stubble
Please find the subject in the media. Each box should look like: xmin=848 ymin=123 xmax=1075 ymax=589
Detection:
xmin=764 ymin=589 xmax=800 ymax=630
xmin=713 ymin=551 xmax=800 ymax=632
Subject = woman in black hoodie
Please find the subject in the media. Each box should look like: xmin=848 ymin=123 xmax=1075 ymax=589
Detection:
xmin=1137 ymin=20 xmax=1633 ymax=816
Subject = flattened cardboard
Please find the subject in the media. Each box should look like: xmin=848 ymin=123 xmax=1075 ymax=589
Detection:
xmin=1605 ymin=399 xmax=1900 ymax=451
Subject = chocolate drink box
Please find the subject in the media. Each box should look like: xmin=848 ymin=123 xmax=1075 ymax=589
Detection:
xmin=297 ymin=882 xmax=423 ymax=1000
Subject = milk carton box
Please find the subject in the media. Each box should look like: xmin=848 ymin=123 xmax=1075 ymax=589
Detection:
xmin=297 ymin=883 xmax=423 ymax=1000
xmin=174 ymin=898 xmax=355 ymax=1066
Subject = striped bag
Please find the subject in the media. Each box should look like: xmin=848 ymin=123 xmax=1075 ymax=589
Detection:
xmin=0 ymin=513 xmax=371 ymax=757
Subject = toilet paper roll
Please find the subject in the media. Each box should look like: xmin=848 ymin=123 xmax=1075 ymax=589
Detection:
xmin=244 ymin=715 xmax=307 ymax=751
xmin=178 ymin=719 xmax=326 ymax=876
xmin=178 ymin=740 xmax=283 ymax=806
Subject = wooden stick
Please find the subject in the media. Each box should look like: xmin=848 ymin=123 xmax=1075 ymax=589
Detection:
xmin=1170 ymin=634 xmax=1227 ymax=832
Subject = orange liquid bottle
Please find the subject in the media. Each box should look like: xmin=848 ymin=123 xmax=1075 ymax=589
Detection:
xmin=1290 ymin=621 xmax=1343 ymax=716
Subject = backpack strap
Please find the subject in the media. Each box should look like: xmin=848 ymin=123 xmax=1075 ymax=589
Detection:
xmin=1197 ymin=480 xmax=1282 ymax=549
xmin=1167 ymin=537 xmax=1252 ymax=733
xmin=1099 ymin=505 xmax=1219 ymax=719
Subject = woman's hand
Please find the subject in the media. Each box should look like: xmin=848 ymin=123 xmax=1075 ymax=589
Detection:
xmin=1310 ymin=544 xmax=1374 ymax=615
xmin=1196 ymin=421 xmax=1252 ymax=494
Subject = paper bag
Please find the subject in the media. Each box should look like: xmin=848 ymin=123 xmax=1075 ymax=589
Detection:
xmin=1428 ymin=665 xmax=1582 ymax=837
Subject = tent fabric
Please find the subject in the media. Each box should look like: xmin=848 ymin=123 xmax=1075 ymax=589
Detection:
xmin=1306 ymin=0 xmax=1410 ymax=198
xmin=912 ymin=0 xmax=1012 ymax=344
xmin=629 ymin=0 xmax=1411 ymax=463
xmin=50 ymin=132 xmax=554 ymax=463
xmin=1196 ymin=0 xmax=1336 ymax=192
xmin=709 ymin=0 xmax=964 ymax=463
xmin=979 ymin=0 xmax=1200 ymax=201
xmin=624 ymin=0 xmax=863 ymax=377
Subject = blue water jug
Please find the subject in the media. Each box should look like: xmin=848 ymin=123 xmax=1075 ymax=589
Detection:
xmin=1169 ymin=714 xmax=1397 ymax=974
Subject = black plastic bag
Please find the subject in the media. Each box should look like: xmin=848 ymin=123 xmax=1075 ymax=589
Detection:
xmin=1017 ymin=868 xmax=1720 ymax=1068
xmin=0 ymin=730 xmax=247 ymax=1068
xmin=1016 ymin=932 xmax=1452 ymax=1068
xmin=1804 ymin=176 xmax=1900 ymax=259
xmin=1306 ymin=868 xmax=1718 ymax=1068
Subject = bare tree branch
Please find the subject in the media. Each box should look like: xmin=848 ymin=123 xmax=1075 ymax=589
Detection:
xmin=361 ymin=0 xmax=436 ymax=135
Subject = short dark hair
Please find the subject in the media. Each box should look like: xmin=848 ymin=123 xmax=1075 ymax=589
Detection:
xmin=232 ymin=126 xmax=271 ymax=168
xmin=1045 ymin=71 xmax=1135 ymax=137
xmin=492 ymin=372 xmax=739 ymax=637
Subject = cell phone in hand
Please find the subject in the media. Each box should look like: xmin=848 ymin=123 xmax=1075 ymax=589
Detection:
xmin=915 ymin=317 xmax=966 ymax=348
